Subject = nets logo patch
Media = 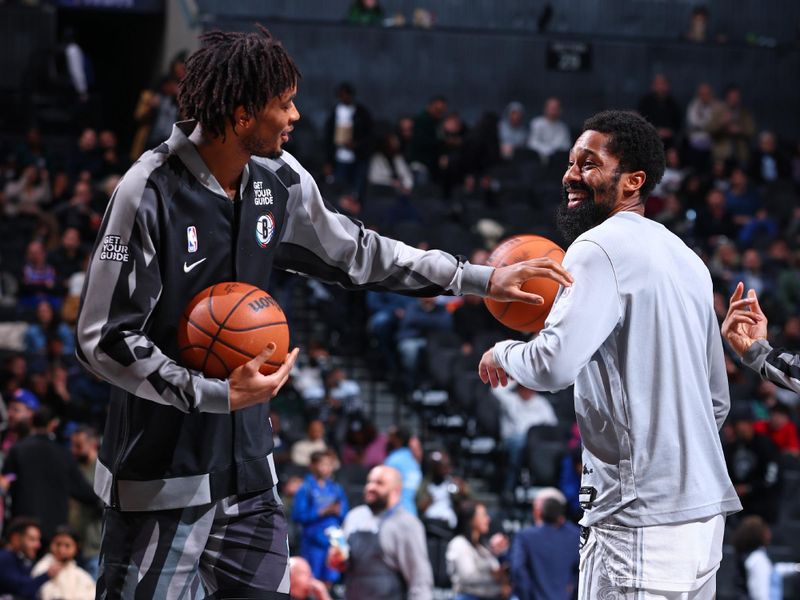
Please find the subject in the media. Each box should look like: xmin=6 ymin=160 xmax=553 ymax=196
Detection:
xmin=255 ymin=213 xmax=275 ymax=248
xmin=99 ymin=235 xmax=129 ymax=262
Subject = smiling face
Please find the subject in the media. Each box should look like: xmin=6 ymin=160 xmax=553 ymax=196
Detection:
xmin=239 ymin=86 xmax=299 ymax=159
xmin=557 ymin=130 xmax=624 ymax=242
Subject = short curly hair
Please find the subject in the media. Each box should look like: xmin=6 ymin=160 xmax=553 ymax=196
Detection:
xmin=178 ymin=26 xmax=301 ymax=139
xmin=582 ymin=110 xmax=665 ymax=201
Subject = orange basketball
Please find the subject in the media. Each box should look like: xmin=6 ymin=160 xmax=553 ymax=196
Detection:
xmin=483 ymin=235 xmax=566 ymax=333
xmin=177 ymin=282 xmax=290 ymax=379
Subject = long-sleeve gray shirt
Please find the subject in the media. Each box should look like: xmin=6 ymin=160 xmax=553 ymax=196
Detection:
xmin=494 ymin=212 xmax=741 ymax=527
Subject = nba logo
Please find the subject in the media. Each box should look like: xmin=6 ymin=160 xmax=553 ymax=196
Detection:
xmin=187 ymin=226 xmax=198 ymax=253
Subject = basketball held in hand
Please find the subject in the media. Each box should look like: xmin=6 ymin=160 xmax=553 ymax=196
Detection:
xmin=484 ymin=235 xmax=566 ymax=333
xmin=178 ymin=282 xmax=290 ymax=378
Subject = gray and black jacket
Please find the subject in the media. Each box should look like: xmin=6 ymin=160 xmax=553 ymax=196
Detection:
xmin=76 ymin=120 xmax=491 ymax=512
xmin=743 ymin=339 xmax=800 ymax=394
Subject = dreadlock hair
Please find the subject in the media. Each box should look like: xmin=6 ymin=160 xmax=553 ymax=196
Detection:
xmin=178 ymin=25 xmax=301 ymax=139
xmin=582 ymin=110 xmax=665 ymax=201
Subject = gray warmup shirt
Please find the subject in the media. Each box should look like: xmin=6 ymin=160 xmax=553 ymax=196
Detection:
xmin=494 ymin=212 xmax=741 ymax=527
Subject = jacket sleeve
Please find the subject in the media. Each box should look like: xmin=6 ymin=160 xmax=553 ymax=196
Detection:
xmin=271 ymin=154 xmax=492 ymax=298
xmin=742 ymin=339 xmax=800 ymax=394
xmin=493 ymin=240 xmax=622 ymax=391
xmin=291 ymin=484 xmax=320 ymax=525
xmin=394 ymin=516 xmax=434 ymax=600
xmin=509 ymin=535 xmax=533 ymax=600
xmin=0 ymin=552 xmax=48 ymax=597
xmin=75 ymin=169 xmax=229 ymax=414
xmin=708 ymin=322 xmax=731 ymax=429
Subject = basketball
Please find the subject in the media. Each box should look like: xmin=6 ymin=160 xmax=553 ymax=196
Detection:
xmin=177 ymin=282 xmax=290 ymax=379
xmin=483 ymin=235 xmax=566 ymax=333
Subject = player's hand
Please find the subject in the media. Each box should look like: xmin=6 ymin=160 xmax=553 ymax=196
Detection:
xmin=229 ymin=345 xmax=299 ymax=410
xmin=721 ymin=282 xmax=767 ymax=357
xmin=487 ymin=258 xmax=573 ymax=305
xmin=479 ymin=347 xmax=510 ymax=388
xmin=47 ymin=560 xmax=64 ymax=579
xmin=327 ymin=546 xmax=348 ymax=572
xmin=309 ymin=579 xmax=333 ymax=600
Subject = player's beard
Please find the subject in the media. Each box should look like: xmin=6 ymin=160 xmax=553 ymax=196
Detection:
xmin=240 ymin=129 xmax=283 ymax=160
xmin=556 ymin=173 xmax=620 ymax=243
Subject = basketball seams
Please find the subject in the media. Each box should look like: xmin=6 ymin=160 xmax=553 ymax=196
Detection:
xmin=202 ymin=287 xmax=261 ymax=374
xmin=220 ymin=320 xmax=288 ymax=333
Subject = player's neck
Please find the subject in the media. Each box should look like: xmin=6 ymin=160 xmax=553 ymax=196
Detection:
xmin=194 ymin=133 xmax=248 ymax=200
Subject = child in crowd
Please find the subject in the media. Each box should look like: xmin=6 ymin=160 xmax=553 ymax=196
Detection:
xmin=32 ymin=526 xmax=95 ymax=600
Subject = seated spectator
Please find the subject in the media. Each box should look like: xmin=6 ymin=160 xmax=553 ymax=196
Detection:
xmin=685 ymin=82 xmax=720 ymax=170
xmin=131 ymin=77 xmax=180 ymax=159
xmin=3 ymin=165 xmax=51 ymax=216
xmin=731 ymin=248 xmax=772 ymax=299
xmin=723 ymin=406 xmax=781 ymax=522
xmin=292 ymin=450 xmax=348 ymax=587
xmin=291 ymin=419 xmax=333 ymax=468
xmin=461 ymin=111 xmax=501 ymax=194
xmin=24 ymin=300 xmax=76 ymax=360
xmin=737 ymin=210 xmax=778 ymax=250
xmin=653 ymin=193 xmax=692 ymax=240
xmin=498 ymin=101 xmax=528 ymax=160
xmin=510 ymin=488 xmax=580 ymax=600
xmin=446 ymin=500 xmax=509 ymax=600
xmin=526 ymin=98 xmax=571 ymax=163
xmin=725 ymin=168 xmax=761 ymax=226
xmin=289 ymin=556 xmax=332 ymax=600
xmin=2 ymin=407 xmax=99 ymax=542
xmin=31 ymin=526 xmax=94 ymax=600
xmin=416 ymin=450 xmax=469 ymax=529
xmin=346 ymin=0 xmax=384 ymax=25
xmin=340 ymin=418 xmax=387 ymax=468
xmin=48 ymin=228 xmax=87 ymax=295
xmin=650 ymin=147 xmax=687 ymax=202
xmin=97 ymin=129 xmax=128 ymax=179
xmin=0 ymin=518 xmax=61 ymax=599
xmin=68 ymin=128 xmax=103 ymax=182
xmin=323 ymin=367 xmax=363 ymax=430
xmin=754 ymin=402 xmax=800 ymax=455
xmin=395 ymin=116 xmax=414 ymax=162
xmin=395 ymin=297 xmax=453 ymax=391
xmin=384 ymin=426 xmax=422 ymax=516
xmin=748 ymin=130 xmax=791 ymax=185
xmin=1 ymin=387 xmax=38 ymax=454
xmin=732 ymin=515 xmax=800 ymax=600
xmin=365 ymin=291 xmax=415 ymax=374
xmin=368 ymin=132 xmax=414 ymax=194
xmin=438 ymin=112 xmax=468 ymax=197
xmin=19 ymin=240 xmax=59 ymax=310
xmin=693 ymin=188 xmax=738 ymax=247
xmin=491 ymin=383 xmax=558 ymax=494
xmin=708 ymin=85 xmax=756 ymax=165
xmin=637 ymin=73 xmax=682 ymax=148
xmin=14 ymin=127 xmax=51 ymax=172
xmin=53 ymin=180 xmax=100 ymax=244
xmin=410 ymin=95 xmax=448 ymax=183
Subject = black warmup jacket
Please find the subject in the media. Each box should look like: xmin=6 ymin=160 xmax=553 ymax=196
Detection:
xmin=75 ymin=121 xmax=491 ymax=511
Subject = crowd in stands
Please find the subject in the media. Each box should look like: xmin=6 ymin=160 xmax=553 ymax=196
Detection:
xmin=0 ymin=27 xmax=799 ymax=597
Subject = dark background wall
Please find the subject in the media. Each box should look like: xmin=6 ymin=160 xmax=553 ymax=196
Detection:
xmin=211 ymin=17 xmax=800 ymax=140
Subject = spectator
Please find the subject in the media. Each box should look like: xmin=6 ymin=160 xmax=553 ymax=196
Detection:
xmin=340 ymin=417 xmax=387 ymax=468
xmin=47 ymin=227 xmax=86 ymax=295
xmin=291 ymin=420 xmax=333 ymax=468
xmin=693 ymin=188 xmax=738 ymax=246
xmin=328 ymin=465 xmax=433 ymax=600
xmin=491 ymin=383 xmax=557 ymax=494
xmin=723 ymin=406 xmax=781 ymax=523
xmin=19 ymin=240 xmax=59 ymax=310
xmin=3 ymin=165 xmax=50 ymax=216
xmin=24 ymin=300 xmax=76 ymax=360
xmin=732 ymin=515 xmax=800 ymax=600
xmin=97 ymin=129 xmax=128 ymax=180
xmin=53 ymin=180 xmax=100 ymax=244
xmin=384 ymin=426 xmax=423 ymax=516
xmin=438 ymin=112 xmax=468 ymax=197
xmin=637 ymin=74 xmax=682 ymax=147
xmin=368 ymin=132 xmax=414 ymax=193
xmin=685 ymin=5 xmax=710 ymax=42
xmin=69 ymin=426 xmax=101 ymax=578
xmin=395 ymin=116 xmax=415 ymax=162
xmin=498 ymin=101 xmax=528 ymax=160
xmin=416 ymin=450 xmax=469 ymax=529
xmin=2 ymin=407 xmax=99 ymax=542
xmin=292 ymin=450 xmax=348 ymax=586
xmin=754 ymin=402 xmax=800 ymax=456
xmin=461 ymin=111 xmax=501 ymax=194
xmin=346 ymin=0 xmax=384 ymax=25
xmin=748 ymin=131 xmax=791 ymax=185
xmin=725 ymin=168 xmax=761 ymax=226
xmin=289 ymin=556 xmax=332 ymax=600
xmin=709 ymin=85 xmax=757 ymax=164
xmin=731 ymin=248 xmax=771 ymax=299
xmin=31 ymin=526 xmax=95 ymax=600
xmin=526 ymin=98 xmax=571 ymax=163
xmin=132 ymin=76 xmax=181 ymax=158
xmin=685 ymin=82 xmax=720 ymax=170
xmin=395 ymin=297 xmax=453 ymax=391
xmin=410 ymin=96 xmax=448 ymax=182
xmin=324 ymin=82 xmax=373 ymax=199
xmin=650 ymin=147 xmax=687 ymax=201
xmin=365 ymin=291 xmax=415 ymax=374
xmin=323 ymin=367 xmax=363 ymax=430
xmin=1 ymin=388 xmax=38 ymax=454
xmin=510 ymin=488 xmax=580 ymax=600
xmin=445 ymin=500 xmax=508 ymax=600
xmin=14 ymin=127 xmax=51 ymax=171
xmin=653 ymin=193 xmax=692 ymax=240
xmin=0 ymin=518 xmax=61 ymax=599
xmin=68 ymin=128 xmax=103 ymax=182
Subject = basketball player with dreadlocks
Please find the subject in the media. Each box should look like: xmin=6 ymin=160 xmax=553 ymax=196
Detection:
xmin=76 ymin=27 xmax=572 ymax=599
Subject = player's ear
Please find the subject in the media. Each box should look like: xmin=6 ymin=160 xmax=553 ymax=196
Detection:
xmin=623 ymin=170 xmax=646 ymax=195
xmin=232 ymin=106 xmax=253 ymax=131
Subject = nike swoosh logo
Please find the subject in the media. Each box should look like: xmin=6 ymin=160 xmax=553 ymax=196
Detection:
xmin=183 ymin=258 xmax=207 ymax=273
